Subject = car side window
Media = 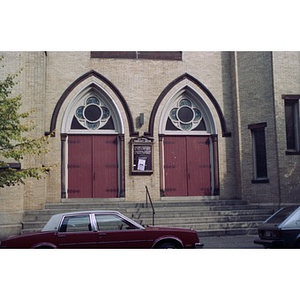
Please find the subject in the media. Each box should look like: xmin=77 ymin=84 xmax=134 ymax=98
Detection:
xmin=59 ymin=215 xmax=92 ymax=232
xmin=95 ymin=214 xmax=137 ymax=231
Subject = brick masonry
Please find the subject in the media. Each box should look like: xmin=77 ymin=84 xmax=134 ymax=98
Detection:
xmin=1 ymin=51 xmax=300 ymax=239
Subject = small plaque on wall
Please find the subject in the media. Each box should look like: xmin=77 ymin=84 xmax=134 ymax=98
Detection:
xmin=131 ymin=137 xmax=153 ymax=175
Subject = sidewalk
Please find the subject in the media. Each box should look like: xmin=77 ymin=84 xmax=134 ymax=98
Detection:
xmin=200 ymin=234 xmax=262 ymax=249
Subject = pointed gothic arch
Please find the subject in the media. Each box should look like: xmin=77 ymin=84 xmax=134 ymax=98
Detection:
xmin=53 ymin=71 xmax=132 ymax=198
xmin=158 ymin=85 xmax=217 ymax=135
xmin=145 ymin=73 xmax=231 ymax=138
xmin=46 ymin=70 xmax=138 ymax=137
xmin=150 ymin=73 xmax=224 ymax=197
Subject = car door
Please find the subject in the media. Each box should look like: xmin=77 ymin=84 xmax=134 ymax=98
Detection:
xmin=94 ymin=213 xmax=148 ymax=248
xmin=55 ymin=214 xmax=100 ymax=249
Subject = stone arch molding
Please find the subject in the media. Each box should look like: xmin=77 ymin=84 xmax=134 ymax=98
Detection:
xmin=146 ymin=73 xmax=231 ymax=137
xmin=47 ymin=70 xmax=137 ymax=137
xmin=61 ymin=83 xmax=123 ymax=134
xmin=159 ymin=85 xmax=217 ymax=135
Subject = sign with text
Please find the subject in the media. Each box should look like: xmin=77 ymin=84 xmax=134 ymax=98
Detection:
xmin=131 ymin=137 xmax=153 ymax=175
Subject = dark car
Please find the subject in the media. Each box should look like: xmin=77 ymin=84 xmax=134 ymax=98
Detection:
xmin=0 ymin=210 xmax=203 ymax=249
xmin=254 ymin=206 xmax=300 ymax=248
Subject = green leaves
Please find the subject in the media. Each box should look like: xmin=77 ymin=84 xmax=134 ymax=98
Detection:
xmin=0 ymin=166 xmax=51 ymax=188
xmin=0 ymin=57 xmax=53 ymax=188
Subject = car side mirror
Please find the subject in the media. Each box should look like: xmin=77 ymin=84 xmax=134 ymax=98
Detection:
xmin=295 ymin=220 xmax=300 ymax=227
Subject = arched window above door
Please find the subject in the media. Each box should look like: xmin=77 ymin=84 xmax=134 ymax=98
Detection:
xmin=61 ymin=83 xmax=123 ymax=134
xmin=160 ymin=85 xmax=216 ymax=135
xmin=146 ymin=73 xmax=231 ymax=138
xmin=71 ymin=96 xmax=115 ymax=131
xmin=48 ymin=70 xmax=137 ymax=137
xmin=166 ymin=97 xmax=207 ymax=132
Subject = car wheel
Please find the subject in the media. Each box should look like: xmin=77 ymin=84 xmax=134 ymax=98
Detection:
xmin=157 ymin=242 xmax=178 ymax=249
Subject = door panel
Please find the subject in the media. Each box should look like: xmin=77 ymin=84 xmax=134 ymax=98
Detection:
xmin=56 ymin=232 xmax=101 ymax=248
xmin=68 ymin=135 xmax=118 ymax=198
xmin=68 ymin=135 xmax=93 ymax=197
xmin=186 ymin=136 xmax=211 ymax=196
xmin=164 ymin=136 xmax=188 ymax=196
xmin=94 ymin=213 xmax=147 ymax=248
xmin=96 ymin=230 xmax=147 ymax=248
xmin=163 ymin=136 xmax=211 ymax=197
xmin=93 ymin=135 xmax=118 ymax=197
xmin=55 ymin=214 xmax=99 ymax=248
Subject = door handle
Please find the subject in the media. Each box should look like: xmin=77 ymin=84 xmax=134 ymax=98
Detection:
xmin=99 ymin=232 xmax=106 ymax=237
xmin=58 ymin=234 xmax=66 ymax=238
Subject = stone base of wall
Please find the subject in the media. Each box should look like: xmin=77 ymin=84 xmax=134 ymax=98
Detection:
xmin=0 ymin=212 xmax=23 ymax=241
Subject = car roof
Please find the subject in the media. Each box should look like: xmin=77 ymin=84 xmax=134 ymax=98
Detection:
xmin=53 ymin=210 xmax=120 ymax=217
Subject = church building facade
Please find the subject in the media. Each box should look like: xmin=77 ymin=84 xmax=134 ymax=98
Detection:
xmin=1 ymin=51 xmax=300 ymax=238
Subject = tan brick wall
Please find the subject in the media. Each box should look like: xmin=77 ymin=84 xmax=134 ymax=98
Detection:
xmin=273 ymin=52 xmax=300 ymax=204
xmin=234 ymin=52 xmax=280 ymax=204
xmin=2 ymin=50 xmax=300 ymax=234
xmin=40 ymin=51 xmax=239 ymax=202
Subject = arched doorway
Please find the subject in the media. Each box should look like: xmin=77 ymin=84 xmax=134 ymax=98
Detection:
xmin=60 ymin=75 xmax=127 ymax=199
xmin=147 ymin=73 xmax=230 ymax=198
xmin=159 ymin=86 xmax=218 ymax=197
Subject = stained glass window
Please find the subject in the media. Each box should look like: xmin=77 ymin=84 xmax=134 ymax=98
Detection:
xmin=166 ymin=98 xmax=206 ymax=131
xmin=71 ymin=96 xmax=114 ymax=130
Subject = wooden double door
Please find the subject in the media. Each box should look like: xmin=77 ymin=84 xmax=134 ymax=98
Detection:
xmin=164 ymin=136 xmax=211 ymax=196
xmin=67 ymin=135 xmax=118 ymax=198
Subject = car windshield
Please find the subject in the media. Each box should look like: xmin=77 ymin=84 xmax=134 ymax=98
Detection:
xmin=265 ymin=206 xmax=298 ymax=224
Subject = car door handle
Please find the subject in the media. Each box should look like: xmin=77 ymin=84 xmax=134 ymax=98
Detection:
xmin=58 ymin=234 xmax=66 ymax=238
xmin=99 ymin=232 xmax=106 ymax=237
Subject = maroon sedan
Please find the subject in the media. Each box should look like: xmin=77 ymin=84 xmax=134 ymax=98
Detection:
xmin=0 ymin=210 xmax=203 ymax=249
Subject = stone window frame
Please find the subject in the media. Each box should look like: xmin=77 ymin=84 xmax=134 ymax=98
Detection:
xmin=282 ymin=94 xmax=300 ymax=155
xmin=248 ymin=122 xmax=269 ymax=184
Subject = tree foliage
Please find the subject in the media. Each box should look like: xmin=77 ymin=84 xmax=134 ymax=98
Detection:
xmin=0 ymin=57 xmax=52 ymax=188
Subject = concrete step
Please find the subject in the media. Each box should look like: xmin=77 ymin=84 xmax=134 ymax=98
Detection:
xmin=197 ymin=228 xmax=258 ymax=237
xmin=21 ymin=221 xmax=46 ymax=230
xmin=131 ymin=208 xmax=273 ymax=218
xmin=153 ymin=220 xmax=260 ymax=231
xmin=44 ymin=199 xmax=249 ymax=210
xmin=21 ymin=199 xmax=275 ymax=237
xmin=23 ymin=207 xmax=272 ymax=222
xmin=136 ymin=214 xmax=271 ymax=226
xmin=45 ymin=202 xmax=138 ymax=210
xmin=140 ymin=199 xmax=249 ymax=208
xmin=22 ymin=212 xmax=269 ymax=229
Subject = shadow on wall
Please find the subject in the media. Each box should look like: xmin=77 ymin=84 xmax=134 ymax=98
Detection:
xmin=220 ymin=51 xmax=241 ymax=200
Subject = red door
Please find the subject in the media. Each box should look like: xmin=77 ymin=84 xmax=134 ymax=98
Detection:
xmin=68 ymin=135 xmax=118 ymax=198
xmin=68 ymin=135 xmax=93 ymax=197
xmin=164 ymin=137 xmax=188 ymax=195
xmin=93 ymin=135 xmax=118 ymax=197
xmin=164 ymin=136 xmax=211 ymax=197
xmin=186 ymin=136 xmax=211 ymax=196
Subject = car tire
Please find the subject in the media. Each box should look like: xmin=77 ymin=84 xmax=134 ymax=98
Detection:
xmin=157 ymin=242 xmax=179 ymax=249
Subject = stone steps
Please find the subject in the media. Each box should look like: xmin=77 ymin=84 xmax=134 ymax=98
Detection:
xmin=21 ymin=199 xmax=275 ymax=236
xmin=136 ymin=214 xmax=271 ymax=226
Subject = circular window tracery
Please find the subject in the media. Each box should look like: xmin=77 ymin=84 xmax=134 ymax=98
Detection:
xmin=74 ymin=96 xmax=111 ymax=130
xmin=168 ymin=98 xmax=203 ymax=131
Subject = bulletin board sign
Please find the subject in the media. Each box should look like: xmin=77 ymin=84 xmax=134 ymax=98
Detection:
xmin=131 ymin=137 xmax=153 ymax=175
